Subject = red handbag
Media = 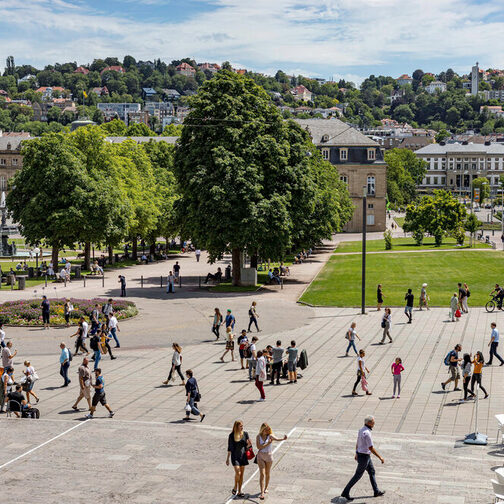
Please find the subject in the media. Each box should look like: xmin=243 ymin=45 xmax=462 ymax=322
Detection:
xmin=455 ymin=309 xmax=461 ymax=318
xmin=246 ymin=448 xmax=255 ymax=460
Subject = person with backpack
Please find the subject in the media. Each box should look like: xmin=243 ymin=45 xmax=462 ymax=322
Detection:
xmin=237 ymin=330 xmax=249 ymax=370
xmin=404 ymin=289 xmax=414 ymax=323
xmin=89 ymin=332 xmax=101 ymax=370
xmin=184 ymin=369 xmax=205 ymax=422
xmin=225 ymin=309 xmax=236 ymax=331
xmin=379 ymin=308 xmax=392 ymax=344
xmin=441 ymin=344 xmax=462 ymax=392
xmin=248 ymin=301 xmax=260 ymax=333
xmin=102 ymin=299 xmax=114 ymax=322
xmin=345 ymin=322 xmax=361 ymax=356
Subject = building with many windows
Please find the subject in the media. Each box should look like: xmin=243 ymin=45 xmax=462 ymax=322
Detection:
xmin=415 ymin=141 xmax=504 ymax=194
xmin=97 ymin=103 xmax=141 ymax=124
xmin=294 ymin=119 xmax=387 ymax=232
xmin=0 ymin=133 xmax=30 ymax=191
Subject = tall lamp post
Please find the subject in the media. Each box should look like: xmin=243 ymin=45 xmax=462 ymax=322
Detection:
xmin=34 ymin=247 xmax=40 ymax=270
xmin=361 ymin=185 xmax=367 ymax=315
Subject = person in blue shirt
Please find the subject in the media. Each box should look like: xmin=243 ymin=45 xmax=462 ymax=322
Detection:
xmin=86 ymin=368 xmax=114 ymax=419
xmin=225 ymin=309 xmax=235 ymax=330
xmin=59 ymin=342 xmax=71 ymax=386
xmin=487 ymin=322 xmax=504 ymax=366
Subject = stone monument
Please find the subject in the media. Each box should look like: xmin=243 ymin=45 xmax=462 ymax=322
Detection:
xmin=0 ymin=191 xmax=16 ymax=256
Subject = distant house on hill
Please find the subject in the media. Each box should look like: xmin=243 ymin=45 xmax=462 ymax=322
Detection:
xmin=176 ymin=63 xmax=196 ymax=77
xmin=290 ymin=85 xmax=313 ymax=102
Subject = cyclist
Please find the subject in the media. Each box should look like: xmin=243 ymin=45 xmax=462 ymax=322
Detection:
xmin=490 ymin=284 xmax=504 ymax=309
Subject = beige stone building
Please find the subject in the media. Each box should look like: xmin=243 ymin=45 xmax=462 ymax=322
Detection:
xmin=295 ymin=119 xmax=387 ymax=232
xmin=0 ymin=133 xmax=30 ymax=191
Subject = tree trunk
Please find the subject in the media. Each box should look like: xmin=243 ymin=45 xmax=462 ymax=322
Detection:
xmin=84 ymin=242 xmax=91 ymax=270
xmin=250 ymin=253 xmax=258 ymax=269
xmin=165 ymin=237 xmax=169 ymax=251
xmin=108 ymin=245 xmax=114 ymax=265
xmin=149 ymin=242 xmax=155 ymax=256
xmin=132 ymin=239 xmax=138 ymax=260
xmin=231 ymin=247 xmax=241 ymax=286
xmin=51 ymin=246 xmax=58 ymax=269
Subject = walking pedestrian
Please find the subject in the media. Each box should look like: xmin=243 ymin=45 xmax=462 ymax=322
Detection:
xmin=377 ymin=284 xmax=384 ymax=311
xmin=226 ymin=420 xmax=252 ymax=498
xmin=470 ymin=351 xmax=489 ymax=398
xmin=41 ymin=295 xmax=50 ymax=329
xmin=99 ymin=324 xmax=116 ymax=360
xmin=221 ymin=328 xmax=235 ymax=362
xmin=248 ymin=336 xmax=258 ymax=381
xmin=380 ymin=308 xmax=392 ymax=344
xmin=72 ymin=357 xmax=92 ymax=411
xmin=270 ymin=341 xmax=284 ymax=385
xmin=352 ymin=349 xmax=372 ymax=396
xmin=458 ymin=283 xmax=467 ymax=313
xmin=450 ymin=293 xmax=459 ymax=322
xmin=1 ymin=340 xmax=17 ymax=371
xmin=173 ymin=261 xmax=180 ymax=284
xmin=195 ymin=249 xmax=201 ymax=262
xmin=391 ymin=357 xmax=404 ymax=398
xmin=256 ymin=423 xmax=288 ymax=500
xmin=63 ymin=299 xmax=72 ymax=327
xmin=59 ymin=342 xmax=71 ymax=387
xmin=102 ymin=298 xmax=114 ymax=322
xmin=0 ymin=366 xmax=14 ymax=413
xmin=118 ymin=274 xmax=126 ymax=297
xmin=225 ymin=309 xmax=236 ymax=330
xmin=86 ymin=368 xmax=114 ymax=419
xmin=404 ymin=289 xmax=414 ymax=323
xmin=287 ymin=340 xmax=298 ymax=383
xmin=89 ymin=332 xmax=101 ymax=370
xmin=419 ymin=283 xmax=429 ymax=310
xmin=23 ymin=360 xmax=39 ymax=404
xmin=71 ymin=319 xmax=89 ymax=356
xmin=108 ymin=314 xmax=120 ymax=348
xmin=441 ymin=344 xmax=462 ymax=391
xmin=345 ymin=322 xmax=361 ymax=356
xmin=238 ymin=330 xmax=249 ymax=370
xmin=90 ymin=304 xmax=100 ymax=335
xmin=0 ymin=323 xmax=5 ymax=348
xmin=162 ymin=343 xmax=185 ymax=385
xmin=255 ymin=351 xmax=266 ymax=401
xmin=166 ymin=271 xmax=175 ymax=293
xmin=340 ymin=415 xmax=385 ymax=501
xmin=212 ymin=308 xmax=223 ymax=340
xmin=461 ymin=353 xmax=476 ymax=402
xmin=486 ymin=322 xmax=504 ymax=366
xmin=248 ymin=301 xmax=260 ymax=332
xmin=184 ymin=369 xmax=205 ymax=422
xmin=463 ymin=282 xmax=470 ymax=313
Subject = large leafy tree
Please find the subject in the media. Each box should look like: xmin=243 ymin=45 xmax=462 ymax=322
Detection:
xmin=403 ymin=190 xmax=467 ymax=244
xmin=174 ymin=70 xmax=352 ymax=285
xmin=471 ymin=176 xmax=490 ymax=204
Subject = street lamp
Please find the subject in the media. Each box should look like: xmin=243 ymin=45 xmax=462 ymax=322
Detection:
xmin=33 ymin=247 xmax=40 ymax=270
xmin=361 ymin=185 xmax=367 ymax=315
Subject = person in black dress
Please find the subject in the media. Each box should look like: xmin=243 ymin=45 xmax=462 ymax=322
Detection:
xmin=226 ymin=420 xmax=252 ymax=497
xmin=377 ymin=284 xmax=384 ymax=311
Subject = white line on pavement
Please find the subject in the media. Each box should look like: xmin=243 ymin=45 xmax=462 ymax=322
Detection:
xmin=0 ymin=420 xmax=89 ymax=471
xmin=224 ymin=426 xmax=297 ymax=504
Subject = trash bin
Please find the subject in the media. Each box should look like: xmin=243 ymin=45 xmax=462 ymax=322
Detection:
xmin=115 ymin=253 xmax=119 ymax=263
xmin=73 ymin=265 xmax=81 ymax=279
xmin=17 ymin=276 xmax=26 ymax=290
xmin=28 ymin=267 xmax=34 ymax=278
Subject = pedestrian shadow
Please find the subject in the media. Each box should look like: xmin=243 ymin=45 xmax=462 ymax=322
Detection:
xmin=230 ymin=379 xmax=251 ymax=383
xmin=237 ymin=400 xmax=256 ymax=404
xmin=378 ymin=396 xmax=394 ymax=401
xmin=224 ymin=368 xmax=241 ymax=371
xmin=444 ymin=400 xmax=464 ymax=407
xmin=487 ymin=448 xmax=504 ymax=458
xmin=331 ymin=495 xmax=374 ymax=502
xmin=341 ymin=394 xmax=358 ymax=398
xmin=41 ymin=386 xmax=62 ymax=391
xmin=431 ymin=390 xmax=448 ymax=394
xmin=58 ymin=409 xmax=79 ymax=415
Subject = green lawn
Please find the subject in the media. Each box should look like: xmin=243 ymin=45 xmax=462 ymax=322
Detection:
xmin=300 ymin=250 xmax=503 ymax=307
xmin=334 ymin=237 xmax=491 ymax=254
xmin=394 ymin=217 xmax=405 ymax=228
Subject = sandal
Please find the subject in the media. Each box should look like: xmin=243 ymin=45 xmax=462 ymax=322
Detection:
xmin=232 ymin=489 xmax=237 ymax=495
xmin=237 ymin=493 xmax=245 ymax=498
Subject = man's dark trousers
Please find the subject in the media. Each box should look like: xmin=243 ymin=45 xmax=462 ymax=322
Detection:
xmin=342 ymin=453 xmax=379 ymax=497
xmin=60 ymin=362 xmax=70 ymax=385
xmin=489 ymin=341 xmax=504 ymax=365
xmin=270 ymin=362 xmax=282 ymax=384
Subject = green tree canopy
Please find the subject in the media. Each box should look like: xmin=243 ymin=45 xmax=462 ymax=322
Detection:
xmin=472 ymin=176 xmax=490 ymax=203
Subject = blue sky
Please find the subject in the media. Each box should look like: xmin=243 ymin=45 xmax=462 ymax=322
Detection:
xmin=1 ymin=0 xmax=503 ymax=85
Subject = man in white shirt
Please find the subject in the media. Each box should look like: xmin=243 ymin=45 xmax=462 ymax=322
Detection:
xmin=108 ymin=315 xmax=120 ymax=348
xmin=0 ymin=324 xmax=5 ymax=348
xmin=341 ymin=415 xmax=385 ymax=501
xmin=81 ymin=319 xmax=89 ymax=342
xmin=487 ymin=322 xmax=504 ymax=366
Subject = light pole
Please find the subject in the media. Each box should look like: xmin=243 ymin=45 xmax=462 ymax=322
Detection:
xmin=34 ymin=247 xmax=40 ymax=270
xmin=361 ymin=185 xmax=367 ymax=315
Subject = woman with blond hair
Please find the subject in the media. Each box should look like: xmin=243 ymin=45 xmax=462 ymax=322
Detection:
xmin=256 ymin=423 xmax=288 ymax=500
xmin=162 ymin=343 xmax=185 ymax=385
xmin=226 ymin=420 xmax=252 ymax=498
xmin=23 ymin=360 xmax=39 ymax=403
xmin=220 ymin=327 xmax=235 ymax=362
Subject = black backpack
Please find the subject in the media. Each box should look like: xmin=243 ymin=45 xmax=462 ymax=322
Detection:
xmin=68 ymin=349 xmax=73 ymax=362
xmin=22 ymin=407 xmax=40 ymax=419
xmin=90 ymin=335 xmax=99 ymax=351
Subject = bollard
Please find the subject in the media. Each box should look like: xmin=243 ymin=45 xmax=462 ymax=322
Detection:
xmin=281 ymin=278 xmax=283 ymax=290
xmin=141 ymin=275 xmax=144 ymax=288
xmin=179 ymin=275 xmax=182 ymax=288
xmin=84 ymin=276 xmax=86 ymax=288
xmin=160 ymin=275 xmax=163 ymax=288
xmin=45 ymin=275 xmax=47 ymax=287
xmin=64 ymin=277 xmax=67 ymax=288
xmin=10 ymin=278 xmax=13 ymax=290
xmin=198 ymin=276 xmax=201 ymax=289
xmin=102 ymin=275 xmax=104 ymax=288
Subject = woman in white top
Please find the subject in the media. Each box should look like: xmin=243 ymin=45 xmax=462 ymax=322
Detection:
xmin=23 ymin=360 xmax=39 ymax=403
xmin=255 ymin=351 xmax=267 ymax=401
xmin=352 ymin=349 xmax=371 ymax=396
xmin=162 ymin=343 xmax=185 ymax=385
xmin=380 ymin=307 xmax=392 ymax=344
xmin=256 ymin=423 xmax=288 ymax=500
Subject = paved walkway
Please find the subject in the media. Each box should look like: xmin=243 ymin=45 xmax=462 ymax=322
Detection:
xmin=0 ymin=242 xmax=502 ymax=503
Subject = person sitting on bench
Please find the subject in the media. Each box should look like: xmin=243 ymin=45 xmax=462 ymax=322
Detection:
xmin=7 ymin=384 xmax=28 ymax=418
xmin=204 ymin=267 xmax=222 ymax=284
xmin=268 ymin=269 xmax=281 ymax=284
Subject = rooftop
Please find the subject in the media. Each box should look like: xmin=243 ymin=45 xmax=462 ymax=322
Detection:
xmin=416 ymin=142 xmax=504 ymax=154
xmin=105 ymin=136 xmax=178 ymax=144
xmin=294 ymin=118 xmax=380 ymax=147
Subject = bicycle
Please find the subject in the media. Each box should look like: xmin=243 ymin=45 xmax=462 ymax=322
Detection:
xmin=485 ymin=295 xmax=503 ymax=313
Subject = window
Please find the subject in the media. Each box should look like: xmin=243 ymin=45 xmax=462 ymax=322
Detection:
xmin=321 ymin=148 xmax=330 ymax=161
xmin=0 ymin=159 xmax=5 ymax=166
xmin=426 ymin=177 xmax=431 ymax=185
xmin=340 ymin=175 xmax=348 ymax=184
xmin=12 ymin=159 xmax=17 ymax=166
xmin=0 ymin=177 xmax=5 ymax=190
xmin=472 ymin=164 xmax=476 ymax=170
xmin=340 ymin=148 xmax=348 ymax=160
xmin=441 ymin=176 xmax=446 ymax=185
xmin=456 ymin=163 xmax=461 ymax=170
xmin=6 ymin=143 xmax=11 ymax=151
xmin=367 ymin=149 xmax=376 ymax=161
xmin=367 ymin=176 xmax=375 ymax=196
xmin=322 ymin=134 xmax=329 ymax=142
xmin=366 ymin=215 xmax=375 ymax=226
xmin=368 ymin=203 xmax=374 ymax=209
xmin=433 ymin=176 xmax=438 ymax=185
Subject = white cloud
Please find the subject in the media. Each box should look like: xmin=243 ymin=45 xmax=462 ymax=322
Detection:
xmin=1 ymin=0 xmax=504 ymax=75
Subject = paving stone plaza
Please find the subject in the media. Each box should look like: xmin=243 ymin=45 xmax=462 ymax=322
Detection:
xmin=1 ymin=238 xmax=503 ymax=503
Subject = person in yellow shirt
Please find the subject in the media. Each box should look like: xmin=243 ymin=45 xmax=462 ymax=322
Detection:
xmin=470 ymin=351 xmax=488 ymax=398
